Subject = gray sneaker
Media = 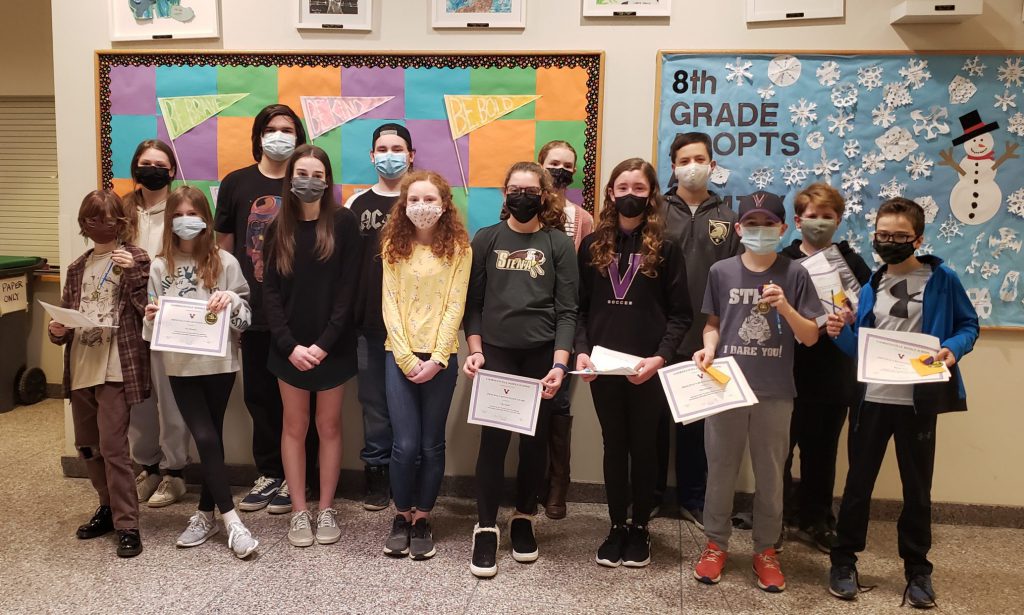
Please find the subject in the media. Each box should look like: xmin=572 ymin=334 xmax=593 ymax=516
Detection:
xmin=176 ymin=511 xmax=218 ymax=547
xmin=227 ymin=522 xmax=258 ymax=559
xmin=384 ymin=514 xmax=411 ymax=556
xmin=288 ymin=510 xmax=315 ymax=547
xmin=410 ymin=518 xmax=436 ymax=560
xmin=315 ymin=508 xmax=341 ymax=545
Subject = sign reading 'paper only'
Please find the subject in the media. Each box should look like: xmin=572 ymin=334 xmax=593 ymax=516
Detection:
xmin=0 ymin=275 xmax=27 ymax=315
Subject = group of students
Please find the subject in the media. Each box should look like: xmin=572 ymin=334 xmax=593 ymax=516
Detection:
xmin=52 ymin=102 xmax=978 ymax=608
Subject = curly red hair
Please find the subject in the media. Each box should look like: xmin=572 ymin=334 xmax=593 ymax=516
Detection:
xmin=381 ymin=170 xmax=469 ymax=264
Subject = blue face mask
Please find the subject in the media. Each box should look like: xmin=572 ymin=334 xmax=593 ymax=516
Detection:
xmin=374 ymin=152 xmax=409 ymax=180
xmin=740 ymin=225 xmax=782 ymax=255
xmin=172 ymin=216 xmax=207 ymax=240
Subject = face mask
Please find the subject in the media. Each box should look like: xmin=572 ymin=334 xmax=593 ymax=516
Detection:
xmin=172 ymin=216 xmax=207 ymax=240
xmin=290 ymin=176 xmax=327 ymax=203
xmin=261 ymin=131 xmax=296 ymax=162
xmin=740 ymin=225 xmax=782 ymax=255
xmin=505 ymin=192 xmax=543 ymax=224
xmin=374 ymin=152 xmax=409 ymax=180
xmin=873 ymin=239 xmax=917 ymax=265
xmin=613 ymin=193 xmax=648 ymax=218
xmin=800 ymin=218 xmax=837 ymax=248
xmin=82 ymin=219 xmax=118 ymax=245
xmin=406 ymin=201 xmax=443 ymax=230
xmin=674 ymin=163 xmax=711 ymax=191
xmin=134 ymin=165 xmax=172 ymax=191
xmin=547 ymin=167 xmax=573 ymax=190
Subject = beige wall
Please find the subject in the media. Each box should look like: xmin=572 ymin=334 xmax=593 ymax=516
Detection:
xmin=2 ymin=0 xmax=53 ymax=96
xmin=49 ymin=0 xmax=1024 ymax=506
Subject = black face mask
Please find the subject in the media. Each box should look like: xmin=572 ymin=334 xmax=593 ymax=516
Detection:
xmin=873 ymin=239 xmax=917 ymax=265
xmin=614 ymin=194 xmax=648 ymax=218
xmin=547 ymin=167 xmax=573 ymax=190
xmin=505 ymin=192 xmax=543 ymax=224
xmin=134 ymin=165 xmax=172 ymax=191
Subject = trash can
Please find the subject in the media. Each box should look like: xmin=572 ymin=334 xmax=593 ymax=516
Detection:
xmin=0 ymin=256 xmax=46 ymax=413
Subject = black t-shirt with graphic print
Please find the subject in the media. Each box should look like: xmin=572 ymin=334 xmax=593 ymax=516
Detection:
xmin=346 ymin=186 xmax=399 ymax=333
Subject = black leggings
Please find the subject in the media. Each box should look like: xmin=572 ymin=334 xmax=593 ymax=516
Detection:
xmin=168 ymin=373 xmax=236 ymax=514
xmin=475 ymin=342 xmax=554 ymax=527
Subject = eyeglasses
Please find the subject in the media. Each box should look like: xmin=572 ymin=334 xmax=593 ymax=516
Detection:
xmin=506 ymin=186 xmax=543 ymax=196
xmin=873 ymin=231 xmax=918 ymax=244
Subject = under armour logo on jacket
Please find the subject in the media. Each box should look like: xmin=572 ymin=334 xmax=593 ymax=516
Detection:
xmin=887 ymin=279 xmax=923 ymax=319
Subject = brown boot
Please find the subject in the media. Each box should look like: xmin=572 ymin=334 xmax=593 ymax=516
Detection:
xmin=544 ymin=415 xmax=573 ymax=519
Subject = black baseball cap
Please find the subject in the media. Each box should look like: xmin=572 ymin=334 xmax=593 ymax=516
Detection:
xmin=738 ymin=190 xmax=786 ymax=224
xmin=372 ymin=122 xmax=413 ymax=150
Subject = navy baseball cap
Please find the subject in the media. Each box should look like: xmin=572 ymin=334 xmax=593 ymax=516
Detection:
xmin=738 ymin=190 xmax=786 ymax=223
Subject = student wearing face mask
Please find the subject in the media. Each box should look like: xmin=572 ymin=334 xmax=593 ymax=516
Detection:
xmin=692 ymin=191 xmax=823 ymax=593
xmin=377 ymin=171 xmax=471 ymax=561
xmin=779 ymin=184 xmax=871 ymax=555
xmin=214 ymin=104 xmax=309 ymax=515
xmin=575 ymin=159 xmax=692 ymax=569
xmin=344 ymin=123 xmax=416 ymax=512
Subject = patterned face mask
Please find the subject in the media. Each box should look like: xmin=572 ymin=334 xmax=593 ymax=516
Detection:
xmin=406 ymin=201 xmax=443 ymax=230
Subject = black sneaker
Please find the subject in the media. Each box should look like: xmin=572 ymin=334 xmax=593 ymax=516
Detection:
xmin=622 ymin=524 xmax=651 ymax=568
xmin=410 ymin=518 xmax=436 ymax=560
xmin=383 ymin=515 xmax=411 ymax=557
xmin=595 ymin=525 xmax=629 ymax=568
xmin=363 ymin=466 xmax=390 ymax=511
xmin=509 ymin=517 xmax=538 ymax=563
xmin=680 ymin=507 xmax=705 ymax=530
xmin=267 ymin=480 xmax=292 ymax=515
xmin=903 ymin=574 xmax=937 ymax=609
xmin=76 ymin=506 xmax=114 ymax=539
xmin=799 ymin=522 xmax=838 ymax=554
xmin=116 ymin=529 xmax=143 ymax=558
xmin=829 ymin=564 xmax=859 ymax=600
xmin=470 ymin=524 xmax=499 ymax=578
xmin=238 ymin=476 xmax=282 ymax=512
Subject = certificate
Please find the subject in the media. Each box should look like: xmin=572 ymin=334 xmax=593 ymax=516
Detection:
xmin=38 ymin=300 xmax=117 ymax=329
xmin=657 ymin=357 xmax=759 ymax=425
xmin=570 ymin=345 xmax=642 ymax=376
xmin=150 ymin=297 xmax=230 ymax=357
xmin=857 ymin=328 xmax=949 ymax=385
xmin=467 ymin=369 xmax=543 ymax=436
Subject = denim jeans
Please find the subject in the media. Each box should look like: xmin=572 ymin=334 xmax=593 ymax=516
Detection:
xmin=358 ymin=331 xmax=393 ymax=467
xmin=385 ymin=352 xmax=458 ymax=512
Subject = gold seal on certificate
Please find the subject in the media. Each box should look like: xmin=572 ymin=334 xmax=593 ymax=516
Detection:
xmin=150 ymin=297 xmax=230 ymax=357
xmin=466 ymin=369 xmax=544 ymax=436
xmin=657 ymin=357 xmax=759 ymax=425
xmin=856 ymin=328 xmax=950 ymax=384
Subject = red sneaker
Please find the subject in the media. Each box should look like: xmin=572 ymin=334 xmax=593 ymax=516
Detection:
xmin=693 ymin=542 xmax=727 ymax=584
xmin=753 ymin=547 xmax=786 ymax=592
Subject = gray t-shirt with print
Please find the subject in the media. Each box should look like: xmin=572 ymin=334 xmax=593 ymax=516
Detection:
xmin=864 ymin=266 xmax=933 ymax=406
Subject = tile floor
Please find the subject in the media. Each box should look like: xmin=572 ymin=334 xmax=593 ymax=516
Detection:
xmin=1 ymin=400 xmax=1021 ymax=614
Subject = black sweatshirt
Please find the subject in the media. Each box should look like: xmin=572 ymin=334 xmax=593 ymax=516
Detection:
xmin=575 ymin=226 xmax=693 ymax=363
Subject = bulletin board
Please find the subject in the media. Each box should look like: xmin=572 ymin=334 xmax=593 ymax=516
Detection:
xmin=656 ymin=51 xmax=1024 ymax=328
xmin=96 ymin=51 xmax=604 ymax=235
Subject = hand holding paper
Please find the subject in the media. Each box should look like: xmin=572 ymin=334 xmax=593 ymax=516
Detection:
xmin=658 ymin=357 xmax=758 ymax=424
xmin=570 ymin=345 xmax=643 ymax=376
xmin=38 ymin=301 xmax=117 ymax=329
xmin=857 ymin=328 xmax=950 ymax=384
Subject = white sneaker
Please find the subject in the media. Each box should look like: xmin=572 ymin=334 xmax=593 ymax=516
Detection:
xmin=176 ymin=511 xmax=218 ymax=547
xmin=227 ymin=522 xmax=259 ymax=559
xmin=315 ymin=508 xmax=341 ymax=545
xmin=147 ymin=475 xmax=186 ymax=508
xmin=288 ymin=510 xmax=315 ymax=547
xmin=135 ymin=470 xmax=161 ymax=503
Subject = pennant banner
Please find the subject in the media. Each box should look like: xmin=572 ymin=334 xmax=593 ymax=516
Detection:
xmin=300 ymin=96 xmax=395 ymax=140
xmin=444 ymin=94 xmax=541 ymax=140
xmin=157 ymin=93 xmax=249 ymax=139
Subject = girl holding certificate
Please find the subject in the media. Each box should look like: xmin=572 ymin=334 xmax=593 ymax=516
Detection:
xmin=142 ymin=186 xmax=258 ymax=558
xmin=463 ymin=161 xmax=578 ymax=578
xmin=263 ymin=145 xmax=361 ymax=549
xmin=575 ymin=158 xmax=693 ymax=568
xmin=378 ymin=171 xmax=471 ymax=560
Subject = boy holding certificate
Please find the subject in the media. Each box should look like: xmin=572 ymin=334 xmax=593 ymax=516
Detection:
xmin=692 ymin=191 xmax=824 ymax=593
xmin=825 ymin=198 xmax=979 ymax=608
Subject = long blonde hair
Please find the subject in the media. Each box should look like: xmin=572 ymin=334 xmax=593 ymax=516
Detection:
xmin=161 ymin=186 xmax=222 ymax=290
xmin=589 ymin=158 xmax=665 ymax=278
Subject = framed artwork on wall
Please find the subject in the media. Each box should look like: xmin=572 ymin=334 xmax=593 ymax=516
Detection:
xmin=745 ymin=0 xmax=843 ymax=23
xmin=431 ymin=0 xmax=526 ymax=29
xmin=297 ymin=0 xmax=373 ymax=31
xmin=109 ymin=0 xmax=221 ymax=41
xmin=581 ymin=0 xmax=672 ymax=18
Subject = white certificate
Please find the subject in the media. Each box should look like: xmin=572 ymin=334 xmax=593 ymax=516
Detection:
xmin=38 ymin=300 xmax=117 ymax=329
xmin=150 ymin=297 xmax=230 ymax=357
xmin=857 ymin=328 xmax=949 ymax=385
xmin=467 ymin=369 xmax=543 ymax=436
xmin=570 ymin=345 xmax=642 ymax=376
xmin=657 ymin=357 xmax=759 ymax=425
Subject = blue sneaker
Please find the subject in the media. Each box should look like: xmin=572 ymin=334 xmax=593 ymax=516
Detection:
xmin=267 ymin=480 xmax=292 ymax=515
xmin=238 ymin=476 xmax=282 ymax=512
xmin=903 ymin=574 xmax=936 ymax=609
xmin=829 ymin=565 xmax=859 ymax=600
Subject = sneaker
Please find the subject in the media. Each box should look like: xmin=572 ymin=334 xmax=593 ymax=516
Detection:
xmin=829 ymin=564 xmax=859 ymax=601
xmin=595 ymin=525 xmax=629 ymax=568
xmin=903 ymin=574 xmax=937 ymax=609
xmin=680 ymin=507 xmax=705 ymax=530
xmin=753 ymin=548 xmax=786 ymax=593
xmin=383 ymin=515 xmax=411 ymax=557
xmin=227 ymin=522 xmax=259 ymax=559
xmin=622 ymin=524 xmax=652 ymax=568
xmin=410 ymin=518 xmax=436 ymax=560
xmin=694 ymin=542 xmax=727 ymax=584
xmin=238 ymin=476 xmax=282 ymax=512
xmin=146 ymin=475 xmax=186 ymax=508
xmin=176 ymin=511 xmax=218 ymax=547
xmin=116 ymin=529 xmax=143 ymax=558
xmin=798 ymin=522 xmax=838 ymax=554
xmin=315 ymin=508 xmax=341 ymax=545
xmin=135 ymin=470 xmax=161 ymax=503
xmin=363 ymin=465 xmax=390 ymax=511
xmin=287 ymin=510 xmax=315 ymax=547
xmin=470 ymin=524 xmax=499 ymax=578
xmin=509 ymin=516 xmax=538 ymax=563
xmin=267 ymin=481 xmax=292 ymax=515
xmin=75 ymin=505 xmax=113 ymax=540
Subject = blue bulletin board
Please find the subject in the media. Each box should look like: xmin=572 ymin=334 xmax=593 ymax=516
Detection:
xmin=656 ymin=51 xmax=1024 ymax=328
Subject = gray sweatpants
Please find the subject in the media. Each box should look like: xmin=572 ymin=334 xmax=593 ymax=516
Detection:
xmin=127 ymin=351 xmax=191 ymax=471
xmin=703 ymin=398 xmax=793 ymax=553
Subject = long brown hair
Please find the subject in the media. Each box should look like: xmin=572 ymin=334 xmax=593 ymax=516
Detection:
xmin=270 ymin=144 xmax=338 ymax=276
xmin=498 ymin=161 xmax=566 ymax=231
xmin=77 ymin=190 xmax=133 ymax=244
xmin=381 ymin=171 xmax=469 ymax=265
xmin=161 ymin=186 xmax=222 ymax=290
xmin=589 ymin=158 xmax=666 ymax=278
xmin=121 ymin=139 xmax=178 ymax=243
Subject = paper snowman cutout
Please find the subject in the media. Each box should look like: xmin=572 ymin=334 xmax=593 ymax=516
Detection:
xmin=938 ymin=110 xmax=1020 ymax=225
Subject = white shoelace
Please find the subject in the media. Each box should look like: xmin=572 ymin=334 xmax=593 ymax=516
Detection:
xmin=317 ymin=508 xmax=338 ymax=528
xmin=277 ymin=482 xmax=290 ymax=497
xmin=228 ymin=522 xmax=251 ymax=542
xmin=186 ymin=512 xmax=212 ymax=534
xmin=249 ymin=476 xmax=275 ymax=495
xmin=291 ymin=511 xmax=312 ymax=531
xmin=154 ymin=478 xmax=170 ymax=496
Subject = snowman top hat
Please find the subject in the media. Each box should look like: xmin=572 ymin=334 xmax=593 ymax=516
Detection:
xmin=952 ymin=110 xmax=999 ymax=146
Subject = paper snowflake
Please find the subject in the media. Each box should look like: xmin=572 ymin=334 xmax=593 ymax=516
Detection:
xmin=917 ymin=195 xmax=940 ymax=224
xmin=831 ymin=83 xmax=859 ymax=108
xmin=883 ymin=82 xmax=913 ymax=108
xmin=997 ymin=57 xmax=1024 ymax=88
xmin=878 ymin=177 xmax=907 ymax=200
xmin=1001 ymin=271 xmax=1020 ymax=302
xmin=899 ymin=58 xmax=932 ymax=90
xmin=781 ymin=159 xmax=810 ymax=187
xmin=981 ymin=262 xmax=1000 ymax=280
xmin=948 ymin=75 xmax=977 ymax=105
xmin=910 ymin=106 xmax=950 ymax=140
xmin=789 ymin=98 xmax=818 ymax=127
xmin=965 ymin=259 xmax=980 ymax=275
xmin=967 ymin=288 xmax=993 ymax=319
xmin=1008 ymin=188 xmax=1024 ymax=218
xmin=876 ymin=126 xmax=919 ymax=162
xmin=994 ymin=90 xmax=1018 ymax=112
xmin=906 ymin=153 xmax=934 ymax=180
xmin=843 ymin=192 xmax=863 ymax=218
xmin=806 ymin=131 xmax=825 ymax=150
xmin=1009 ymin=112 xmax=1024 ymax=138
xmin=843 ymin=139 xmax=861 ymax=159
xmin=725 ymin=57 xmax=754 ymax=86
xmin=748 ymin=167 xmax=775 ymax=190
xmin=812 ymin=149 xmax=841 ymax=182
xmin=710 ymin=165 xmax=731 ymax=186
xmin=872 ymin=104 xmax=897 ymax=128
xmin=841 ymin=229 xmax=862 ymax=253
xmin=861 ymin=151 xmax=886 ymax=175
xmin=938 ymin=213 xmax=964 ymax=244
xmin=757 ymin=85 xmax=776 ymax=100
xmin=963 ymin=56 xmax=986 ymax=77
xmin=917 ymin=243 xmax=935 ymax=256
xmin=857 ymin=65 xmax=883 ymax=91
xmin=817 ymin=61 xmax=841 ymax=86
xmin=864 ymin=209 xmax=878 ymax=227
xmin=841 ymin=166 xmax=869 ymax=193
xmin=827 ymin=110 xmax=855 ymax=137
xmin=971 ymin=232 xmax=987 ymax=256
xmin=989 ymin=228 xmax=1023 ymax=258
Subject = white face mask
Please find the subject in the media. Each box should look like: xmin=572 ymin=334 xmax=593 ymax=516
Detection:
xmin=261 ymin=131 xmax=297 ymax=162
xmin=406 ymin=201 xmax=443 ymax=230
xmin=171 ymin=216 xmax=207 ymax=240
xmin=674 ymin=162 xmax=711 ymax=191
xmin=740 ymin=225 xmax=783 ymax=254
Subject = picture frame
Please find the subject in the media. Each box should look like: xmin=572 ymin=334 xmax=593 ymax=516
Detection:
xmin=431 ymin=0 xmax=526 ymax=29
xmin=581 ymin=0 xmax=672 ymax=18
xmin=109 ymin=0 xmax=221 ymax=41
xmin=297 ymin=0 xmax=373 ymax=31
xmin=745 ymin=0 xmax=844 ymax=23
